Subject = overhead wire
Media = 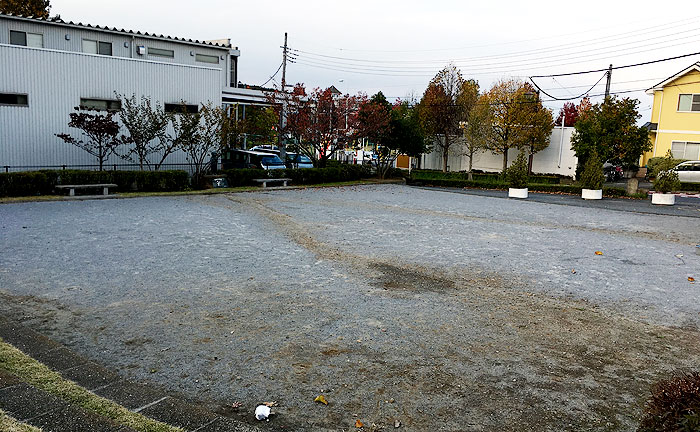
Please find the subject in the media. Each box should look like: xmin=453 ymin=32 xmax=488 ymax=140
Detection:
xmin=260 ymin=61 xmax=284 ymax=87
xmin=290 ymin=15 xmax=700 ymax=55
xmin=291 ymin=35 xmax=700 ymax=75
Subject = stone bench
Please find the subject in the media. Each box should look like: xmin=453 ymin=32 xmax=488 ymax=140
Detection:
xmin=253 ymin=178 xmax=291 ymax=188
xmin=55 ymin=183 xmax=118 ymax=196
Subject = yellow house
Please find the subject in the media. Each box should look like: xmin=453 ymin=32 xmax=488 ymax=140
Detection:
xmin=644 ymin=62 xmax=700 ymax=165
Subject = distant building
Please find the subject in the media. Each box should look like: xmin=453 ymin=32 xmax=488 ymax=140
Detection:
xmin=644 ymin=62 xmax=700 ymax=164
xmin=0 ymin=13 xmax=266 ymax=171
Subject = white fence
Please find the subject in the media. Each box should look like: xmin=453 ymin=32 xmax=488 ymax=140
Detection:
xmin=419 ymin=127 xmax=577 ymax=178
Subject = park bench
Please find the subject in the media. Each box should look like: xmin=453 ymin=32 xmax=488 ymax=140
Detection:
xmin=253 ymin=178 xmax=291 ymax=188
xmin=55 ymin=183 xmax=118 ymax=196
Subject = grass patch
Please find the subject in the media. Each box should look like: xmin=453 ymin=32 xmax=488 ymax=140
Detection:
xmin=0 ymin=339 xmax=182 ymax=432
xmin=0 ymin=409 xmax=42 ymax=432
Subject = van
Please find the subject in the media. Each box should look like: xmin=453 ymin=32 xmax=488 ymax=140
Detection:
xmin=221 ymin=149 xmax=286 ymax=170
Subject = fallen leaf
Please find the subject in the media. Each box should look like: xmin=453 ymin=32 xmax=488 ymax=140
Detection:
xmin=690 ymin=277 xmax=696 ymax=283
xmin=314 ymin=395 xmax=328 ymax=405
xmin=263 ymin=401 xmax=278 ymax=407
xmin=595 ymin=251 xmax=603 ymax=255
xmin=571 ymin=269 xmax=576 ymax=274
xmin=355 ymin=419 xmax=364 ymax=428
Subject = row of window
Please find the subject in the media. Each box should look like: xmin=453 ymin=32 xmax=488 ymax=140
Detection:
xmin=7 ymin=30 xmax=221 ymax=64
xmin=0 ymin=94 xmax=200 ymax=114
xmin=678 ymin=94 xmax=700 ymax=112
xmin=671 ymin=141 xmax=700 ymax=160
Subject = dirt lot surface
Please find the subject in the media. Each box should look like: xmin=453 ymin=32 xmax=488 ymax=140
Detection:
xmin=1 ymin=184 xmax=699 ymax=431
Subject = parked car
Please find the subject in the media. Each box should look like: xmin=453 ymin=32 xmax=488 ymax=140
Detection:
xmin=249 ymin=146 xmax=314 ymax=169
xmin=671 ymin=160 xmax=700 ymax=183
xmin=285 ymin=153 xmax=314 ymax=169
xmin=221 ymin=149 xmax=286 ymax=170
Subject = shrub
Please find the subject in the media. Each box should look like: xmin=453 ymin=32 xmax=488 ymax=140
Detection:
xmin=505 ymin=152 xmax=529 ymax=189
xmin=0 ymin=169 xmax=189 ymax=197
xmin=219 ymin=168 xmax=268 ymax=187
xmin=580 ymin=150 xmax=605 ymax=190
xmin=647 ymin=153 xmax=687 ymax=178
xmin=0 ymin=171 xmax=55 ymax=197
xmin=638 ymin=371 xmax=700 ymax=432
xmin=654 ymin=170 xmax=681 ymax=193
xmin=653 ymin=152 xmax=681 ymax=193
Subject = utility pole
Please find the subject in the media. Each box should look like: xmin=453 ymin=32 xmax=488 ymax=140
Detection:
xmin=278 ymin=32 xmax=288 ymax=161
xmin=604 ymin=64 xmax=612 ymax=101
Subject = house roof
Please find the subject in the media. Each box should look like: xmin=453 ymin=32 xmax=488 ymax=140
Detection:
xmin=646 ymin=62 xmax=700 ymax=93
xmin=0 ymin=12 xmax=233 ymax=49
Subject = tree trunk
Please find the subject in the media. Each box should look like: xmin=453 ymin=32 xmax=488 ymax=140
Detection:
xmin=442 ymin=135 xmax=450 ymax=172
xmin=502 ymin=147 xmax=509 ymax=173
xmin=527 ymin=150 xmax=534 ymax=175
xmin=468 ymin=151 xmax=474 ymax=181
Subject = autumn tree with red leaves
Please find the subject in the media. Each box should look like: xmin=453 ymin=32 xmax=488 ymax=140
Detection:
xmin=272 ymin=84 xmax=360 ymax=167
xmin=555 ymin=102 xmax=579 ymax=127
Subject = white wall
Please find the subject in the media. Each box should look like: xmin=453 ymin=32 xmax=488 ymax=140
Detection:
xmin=420 ymin=127 xmax=577 ymax=178
xmin=0 ymin=44 xmax=222 ymax=170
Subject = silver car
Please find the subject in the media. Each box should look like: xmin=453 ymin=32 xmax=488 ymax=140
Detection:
xmin=673 ymin=161 xmax=700 ymax=183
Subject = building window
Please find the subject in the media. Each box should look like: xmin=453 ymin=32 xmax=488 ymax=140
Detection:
xmin=9 ymin=30 xmax=43 ymax=48
xmin=82 ymin=39 xmax=113 ymax=56
xmin=80 ymin=98 xmax=121 ymax=111
xmin=195 ymin=53 xmax=219 ymax=64
xmin=671 ymin=141 xmax=700 ymax=160
xmin=148 ymin=47 xmax=174 ymax=58
xmin=164 ymin=103 xmax=199 ymax=114
xmin=230 ymin=56 xmax=237 ymax=87
xmin=0 ymin=93 xmax=29 ymax=106
xmin=678 ymin=94 xmax=700 ymax=112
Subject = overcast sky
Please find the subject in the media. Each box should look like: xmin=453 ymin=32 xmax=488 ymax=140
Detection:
xmin=52 ymin=0 xmax=700 ymax=118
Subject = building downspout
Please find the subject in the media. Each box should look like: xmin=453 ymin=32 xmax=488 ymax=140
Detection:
xmin=130 ymin=35 xmax=135 ymax=58
xmin=652 ymin=90 xmax=663 ymax=157
xmin=558 ymin=113 xmax=565 ymax=169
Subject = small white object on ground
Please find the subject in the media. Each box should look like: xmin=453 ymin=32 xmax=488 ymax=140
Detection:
xmin=255 ymin=404 xmax=271 ymax=420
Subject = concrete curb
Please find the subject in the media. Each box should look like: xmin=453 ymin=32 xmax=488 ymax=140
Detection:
xmin=0 ymin=318 xmax=264 ymax=432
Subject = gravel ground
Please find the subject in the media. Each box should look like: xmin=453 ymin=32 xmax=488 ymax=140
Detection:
xmin=1 ymin=184 xmax=699 ymax=431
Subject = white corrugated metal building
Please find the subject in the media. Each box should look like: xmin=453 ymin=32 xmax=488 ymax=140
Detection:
xmin=0 ymin=13 xmax=265 ymax=172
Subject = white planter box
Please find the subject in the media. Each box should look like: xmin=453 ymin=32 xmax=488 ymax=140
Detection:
xmin=508 ymin=187 xmax=528 ymax=199
xmin=651 ymin=193 xmax=675 ymax=205
xmin=581 ymin=189 xmax=602 ymax=200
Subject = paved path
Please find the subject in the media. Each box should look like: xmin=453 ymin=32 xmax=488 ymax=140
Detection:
xmin=414 ymin=185 xmax=700 ymax=218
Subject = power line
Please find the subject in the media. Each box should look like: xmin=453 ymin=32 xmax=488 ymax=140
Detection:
xmin=260 ymin=61 xmax=284 ymax=87
xmin=292 ymin=38 xmax=700 ymax=77
xmin=290 ymin=23 xmax=700 ymax=67
xmin=530 ymin=73 xmax=608 ymax=101
xmin=290 ymin=15 xmax=700 ymax=55
xmin=530 ymin=51 xmax=700 ymax=78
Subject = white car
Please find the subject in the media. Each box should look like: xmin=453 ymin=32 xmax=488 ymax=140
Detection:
xmin=672 ymin=161 xmax=700 ymax=183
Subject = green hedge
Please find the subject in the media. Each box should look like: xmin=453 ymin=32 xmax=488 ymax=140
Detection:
xmin=0 ymin=171 xmax=57 ymax=197
xmin=220 ymin=165 xmax=372 ymax=187
xmin=410 ymin=169 xmax=561 ymax=184
xmin=681 ymin=182 xmax=700 ymax=192
xmin=0 ymin=170 xmax=190 ymax=197
xmin=408 ymin=177 xmax=629 ymax=197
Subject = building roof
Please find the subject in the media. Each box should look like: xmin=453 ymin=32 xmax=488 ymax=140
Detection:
xmin=647 ymin=62 xmax=700 ymax=93
xmin=0 ymin=12 xmax=233 ymax=49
